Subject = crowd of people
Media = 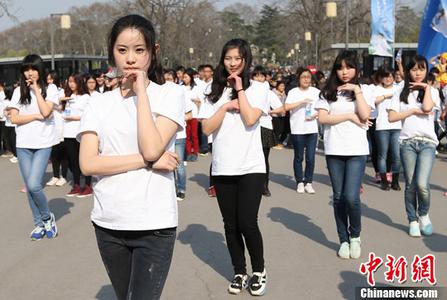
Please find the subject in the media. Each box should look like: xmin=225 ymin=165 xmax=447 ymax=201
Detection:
xmin=1 ymin=13 xmax=447 ymax=300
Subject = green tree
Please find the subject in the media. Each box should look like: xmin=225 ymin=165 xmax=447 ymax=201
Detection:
xmin=254 ymin=5 xmax=284 ymax=63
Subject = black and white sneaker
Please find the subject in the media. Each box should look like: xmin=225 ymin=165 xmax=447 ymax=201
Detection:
xmin=228 ymin=274 xmax=249 ymax=294
xmin=249 ymin=269 xmax=267 ymax=296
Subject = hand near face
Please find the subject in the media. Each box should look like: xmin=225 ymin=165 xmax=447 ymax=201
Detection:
xmin=122 ymin=70 xmax=149 ymax=95
xmin=337 ymin=83 xmax=361 ymax=94
xmin=227 ymin=72 xmax=243 ymax=91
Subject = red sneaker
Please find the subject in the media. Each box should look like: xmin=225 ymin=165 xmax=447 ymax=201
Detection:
xmin=386 ymin=172 xmax=392 ymax=183
xmin=207 ymin=185 xmax=216 ymax=197
xmin=66 ymin=185 xmax=81 ymax=197
xmin=77 ymin=185 xmax=93 ymax=198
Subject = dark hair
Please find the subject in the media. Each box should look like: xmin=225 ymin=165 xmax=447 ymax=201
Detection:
xmin=176 ymin=66 xmax=186 ymax=73
xmin=19 ymin=54 xmax=47 ymax=105
xmin=208 ymin=38 xmax=252 ymax=103
xmin=276 ymin=80 xmax=286 ymax=89
xmin=251 ymin=65 xmax=267 ymax=79
xmin=108 ymin=14 xmax=164 ymax=84
xmin=427 ymin=72 xmax=436 ymax=83
xmin=320 ymin=50 xmax=359 ymax=102
xmin=202 ymin=64 xmax=214 ymax=71
xmin=377 ymin=65 xmax=395 ymax=82
xmin=84 ymin=73 xmax=98 ymax=93
xmin=183 ymin=68 xmax=196 ymax=88
xmin=64 ymin=73 xmax=88 ymax=97
xmin=4 ymin=84 xmax=14 ymax=100
xmin=429 ymin=67 xmax=440 ymax=75
xmin=296 ymin=67 xmax=312 ymax=88
xmin=399 ymin=55 xmax=428 ymax=104
xmin=47 ymin=70 xmax=61 ymax=87
xmin=163 ymin=69 xmax=178 ymax=83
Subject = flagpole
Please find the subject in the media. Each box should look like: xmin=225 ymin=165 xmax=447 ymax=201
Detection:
xmin=392 ymin=0 xmax=396 ymax=68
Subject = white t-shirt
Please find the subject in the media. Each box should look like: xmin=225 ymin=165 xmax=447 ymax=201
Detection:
xmin=177 ymin=90 xmax=194 ymax=140
xmin=198 ymin=81 xmax=269 ymax=175
xmin=9 ymin=84 xmax=59 ymax=149
xmin=260 ymin=87 xmax=283 ymax=130
xmin=184 ymin=85 xmax=201 ymax=118
xmin=315 ymin=85 xmax=372 ymax=156
xmin=63 ymin=93 xmax=90 ymax=138
xmin=374 ymin=85 xmax=402 ymax=131
xmin=53 ymin=88 xmax=65 ymax=142
xmin=286 ymin=86 xmax=320 ymax=134
xmin=77 ymin=81 xmax=185 ymax=231
xmin=199 ymin=81 xmax=214 ymax=144
xmin=389 ymin=86 xmax=440 ymax=144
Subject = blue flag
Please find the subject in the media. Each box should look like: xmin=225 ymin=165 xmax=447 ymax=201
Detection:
xmin=369 ymin=0 xmax=395 ymax=57
xmin=418 ymin=0 xmax=447 ymax=60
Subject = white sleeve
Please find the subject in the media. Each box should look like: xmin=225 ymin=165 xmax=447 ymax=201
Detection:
xmin=46 ymin=84 xmax=59 ymax=105
xmin=197 ymin=98 xmax=216 ymax=120
xmin=154 ymin=83 xmax=185 ymax=129
xmin=268 ymin=90 xmax=283 ymax=109
xmin=361 ymin=84 xmax=375 ymax=109
xmin=285 ymin=89 xmax=298 ymax=104
xmin=8 ymin=87 xmax=21 ymax=110
xmin=77 ymin=97 xmax=101 ymax=142
xmin=246 ymin=81 xmax=269 ymax=114
xmin=431 ymin=87 xmax=441 ymax=111
xmin=315 ymin=97 xmax=330 ymax=111
xmin=388 ymin=94 xmax=401 ymax=112
xmin=185 ymin=94 xmax=193 ymax=113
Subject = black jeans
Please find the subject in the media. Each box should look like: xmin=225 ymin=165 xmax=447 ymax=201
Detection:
xmin=51 ymin=141 xmax=68 ymax=178
xmin=213 ymin=173 xmax=265 ymax=274
xmin=65 ymin=138 xmax=91 ymax=186
xmin=94 ymin=224 xmax=176 ymax=300
xmin=2 ymin=126 xmax=16 ymax=156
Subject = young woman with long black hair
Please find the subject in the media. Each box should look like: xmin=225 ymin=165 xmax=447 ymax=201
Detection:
xmin=63 ymin=73 xmax=92 ymax=198
xmin=79 ymin=15 xmax=184 ymax=300
xmin=9 ymin=54 xmax=59 ymax=240
xmin=316 ymin=50 xmax=373 ymax=259
xmin=388 ymin=55 xmax=440 ymax=237
xmin=200 ymin=39 xmax=269 ymax=296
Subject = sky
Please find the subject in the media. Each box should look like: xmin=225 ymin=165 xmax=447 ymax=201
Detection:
xmin=0 ymin=0 xmax=426 ymax=32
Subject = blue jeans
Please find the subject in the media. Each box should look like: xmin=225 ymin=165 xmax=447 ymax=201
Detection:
xmin=94 ymin=225 xmax=176 ymax=300
xmin=375 ymin=129 xmax=401 ymax=174
xmin=326 ymin=155 xmax=366 ymax=244
xmin=174 ymin=138 xmax=186 ymax=193
xmin=400 ymin=139 xmax=436 ymax=222
xmin=291 ymin=133 xmax=318 ymax=184
xmin=16 ymin=147 xmax=52 ymax=227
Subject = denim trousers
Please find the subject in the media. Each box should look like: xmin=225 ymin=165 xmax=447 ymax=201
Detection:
xmin=94 ymin=225 xmax=176 ymax=300
xmin=400 ymin=139 xmax=436 ymax=222
xmin=375 ymin=129 xmax=401 ymax=174
xmin=174 ymin=138 xmax=186 ymax=193
xmin=326 ymin=155 xmax=366 ymax=244
xmin=291 ymin=133 xmax=318 ymax=184
xmin=16 ymin=147 xmax=52 ymax=227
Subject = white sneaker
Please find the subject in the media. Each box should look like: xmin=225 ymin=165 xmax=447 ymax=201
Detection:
xmin=304 ymin=183 xmax=315 ymax=194
xmin=409 ymin=221 xmax=421 ymax=237
xmin=249 ymin=269 xmax=267 ymax=296
xmin=228 ymin=274 xmax=249 ymax=295
xmin=349 ymin=237 xmax=361 ymax=259
xmin=419 ymin=215 xmax=433 ymax=236
xmin=338 ymin=242 xmax=350 ymax=259
xmin=296 ymin=182 xmax=305 ymax=194
xmin=46 ymin=177 xmax=59 ymax=186
xmin=55 ymin=177 xmax=67 ymax=187
xmin=9 ymin=156 xmax=18 ymax=163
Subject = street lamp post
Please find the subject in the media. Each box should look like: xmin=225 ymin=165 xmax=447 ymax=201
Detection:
xmin=326 ymin=2 xmax=337 ymax=46
xmin=294 ymin=43 xmax=300 ymax=67
xmin=305 ymin=31 xmax=312 ymax=65
xmin=50 ymin=14 xmax=71 ymax=70
xmin=345 ymin=0 xmax=349 ymax=49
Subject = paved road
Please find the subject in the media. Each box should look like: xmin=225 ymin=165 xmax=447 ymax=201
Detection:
xmin=1 ymin=148 xmax=446 ymax=300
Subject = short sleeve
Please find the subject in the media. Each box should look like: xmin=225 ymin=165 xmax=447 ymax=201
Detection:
xmin=246 ymin=81 xmax=269 ymax=114
xmin=268 ymin=90 xmax=283 ymax=109
xmin=8 ymin=87 xmax=21 ymax=110
xmin=184 ymin=93 xmax=193 ymax=113
xmin=431 ymin=87 xmax=441 ymax=111
xmin=315 ymin=97 xmax=330 ymax=111
xmin=154 ymin=82 xmax=185 ymax=129
xmin=361 ymin=84 xmax=375 ymax=109
xmin=77 ymin=95 xmax=101 ymax=142
xmin=284 ymin=88 xmax=297 ymax=104
xmin=197 ymin=98 xmax=216 ymax=119
xmin=388 ymin=93 xmax=401 ymax=112
xmin=46 ymin=84 xmax=59 ymax=105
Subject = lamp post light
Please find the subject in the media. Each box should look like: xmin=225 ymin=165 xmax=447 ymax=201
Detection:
xmin=50 ymin=14 xmax=71 ymax=70
xmin=294 ymin=43 xmax=300 ymax=67
xmin=345 ymin=0 xmax=349 ymax=49
xmin=305 ymin=31 xmax=312 ymax=65
xmin=189 ymin=47 xmax=194 ymax=66
xmin=326 ymin=2 xmax=337 ymax=45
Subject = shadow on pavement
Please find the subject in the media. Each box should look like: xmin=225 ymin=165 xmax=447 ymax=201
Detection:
xmin=361 ymin=203 xmax=408 ymax=234
xmin=48 ymin=198 xmax=74 ymax=221
xmin=268 ymin=207 xmax=339 ymax=251
xmin=339 ymin=270 xmax=394 ymax=300
xmin=188 ymin=173 xmax=209 ymax=190
xmin=177 ymin=224 xmax=232 ymax=280
xmin=423 ymin=232 xmax=447 ymax=253
xmin=268 ymin=172 xmax=295 ymax=189
xmin=96 ymin=285 xmax=117 ymax=300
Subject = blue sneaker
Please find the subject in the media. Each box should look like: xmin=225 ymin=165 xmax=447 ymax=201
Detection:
xmin=30 ymin=226 xmax=46 ymax=241
xmin=420 ymin=215 xmax=433 ymax=236
xmin=43 ymin=213 xmax=58 ymax=239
